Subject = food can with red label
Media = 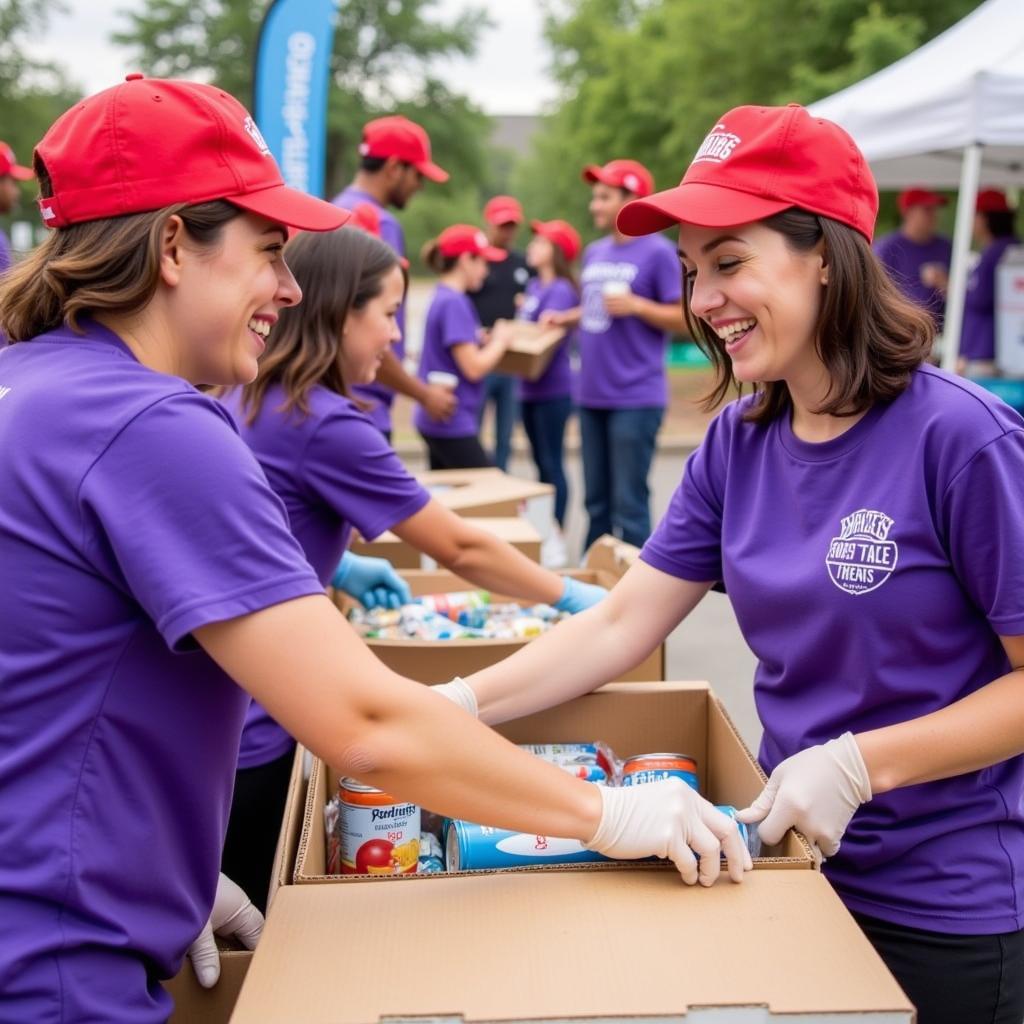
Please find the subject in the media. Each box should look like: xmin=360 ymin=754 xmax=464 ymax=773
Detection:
xmin=339 ymin=778 xmax=421 ymax=875
xmin=620 ymin=753 xmax=700 ymax=792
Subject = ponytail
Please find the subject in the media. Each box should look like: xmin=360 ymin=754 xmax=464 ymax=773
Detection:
xmin=420 ymin=238 xmax=457 ymax=275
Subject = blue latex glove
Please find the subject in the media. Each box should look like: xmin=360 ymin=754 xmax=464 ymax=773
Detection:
xmin=331 ymin=551 xmax=412 ymax=610
xmin=553 ymin=576 xmax=608 ymax=614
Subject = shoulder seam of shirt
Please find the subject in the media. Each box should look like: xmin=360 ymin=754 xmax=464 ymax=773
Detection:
xmin=919 ymin=363 xmax=1018 ymax=438
xmin=941 ymin=427 xmax=1024 ymax=504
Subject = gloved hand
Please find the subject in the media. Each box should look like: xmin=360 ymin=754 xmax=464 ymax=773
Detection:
xmin=736 ymin=732 xmax=872 ymax=859
xmin=553 ymin=576 xmax=607 ymax=614
xmin=331 ymin=551 xmax=412 ymax=610
xmin=188 ymin=873 xmax=264 ymax=989
xmin=586 ymin=778 xmax=752 ymax=886
xmin=431 ymin=676 xmax=479 ymax=717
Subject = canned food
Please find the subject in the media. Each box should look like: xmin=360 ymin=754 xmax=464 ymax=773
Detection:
xmin=555 ymin=762 xmax=610 ymax=784
xmin=418 ymin=590 xmax=490 ymax=621
xmin=418 ymin=831 xmax=446 ymax=874
xmin=339 ymin=778 xmax=421 ymax=875
xmin=520 ymin=743 xmax=615 ymax=776
xmin=715 ymin=804 xmax=762 ymax=858
xmin=446 ymin=819 xmax=611 ymax=871
xmin=621 ymin=753 xmax=699 ymax=792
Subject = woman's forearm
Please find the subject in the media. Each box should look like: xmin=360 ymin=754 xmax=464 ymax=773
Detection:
xmin=857 ymin=667 xmax=1024 ymax=794
xmin=444 ymin=531 xmax=564 ymax=605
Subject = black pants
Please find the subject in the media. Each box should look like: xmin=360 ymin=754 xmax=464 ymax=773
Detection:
xmin=220 ymin=748 xmax=295 ymax=914
xmin=853 ymin=911 xmax=1024 ymax=1024
xmin=421 ymin=433 xmax=492 ymax=470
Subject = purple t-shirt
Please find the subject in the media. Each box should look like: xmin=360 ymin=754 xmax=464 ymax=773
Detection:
xmin=332 ymin=185 xmax=406 ymax=434
xmin=0 ymin=321 xmax=323 ymax=1022
xmin=641 ymin=365 xmax=1024 ymax=934
xmin=221 ymin=384 xmax=430 ymax=768
xmin=0 ymin=227 xmax=11 ymax=274
xmin=519 ymin=276 xmax=578 ymax=402
xmin=414 ymin=284 xmax=485 ymax=438
xmin=576 ymin=234 xmax=681 ymax=409
xmin=962 ymin=235 xmax=1019 ymax=362
xmin=873 ymin=231 xmax=951 ymax=324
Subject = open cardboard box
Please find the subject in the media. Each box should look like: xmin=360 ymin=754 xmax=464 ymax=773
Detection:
xmin=349 ymin=516 xmax=542 ymax=569
xmin=417 ymin=467 xmax=553 ymax=518
xmin=295 ymin=682 xmax=814 ymax=884
xmin=493 ymin=318 xmax=566 ymax=381
xmin=165 ymin=746 xmax=310 ymax=1024
xmin=335 ymin=537 xmax=664 ymax=684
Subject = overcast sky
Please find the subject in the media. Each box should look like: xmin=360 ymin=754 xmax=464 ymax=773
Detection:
xmin=23 ymin=0 xmax=559 ymax=115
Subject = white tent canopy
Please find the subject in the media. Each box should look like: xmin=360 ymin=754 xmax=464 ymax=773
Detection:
xmin=809 ymin=0 xmax=1024 ymax=368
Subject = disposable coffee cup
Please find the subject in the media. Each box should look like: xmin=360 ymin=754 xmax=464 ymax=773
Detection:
xmin=602 ymin=280 xmax=631 ymax=298
xmin=427 ymin=371 xmax=459 ymax=391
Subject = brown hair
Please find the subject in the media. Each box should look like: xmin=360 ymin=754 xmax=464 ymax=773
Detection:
xmin=421 ymin=237 xmax=459 ymax=275
xmin=238 ymin=226 xmax=405 ymax=424
xmin=686 ymin=209 xmax=934 ymax=424
xmin=549 ymin=241 xmax=578 ymax=291
xmin=0 ymin=160 xmax=240 ymax=342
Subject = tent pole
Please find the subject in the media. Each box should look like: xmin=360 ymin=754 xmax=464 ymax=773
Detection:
xmin=941 ymin=142 xmax=983 ymax=373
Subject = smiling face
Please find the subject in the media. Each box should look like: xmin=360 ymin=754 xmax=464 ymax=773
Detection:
xmin=162 ymin=211 xmax=301 ymax=386
xmin=678 ymin=221 xmax=826 ymax=387
xmin=341 ymin=263 xmax=405 ymax=385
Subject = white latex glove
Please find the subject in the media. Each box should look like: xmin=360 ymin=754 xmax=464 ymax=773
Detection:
xmin=736 ymin=732 xmax=872 ymax=859
xmin=586 ymin=778 xmax=752 ymax=886
xmin=431 ymin=676 xmax=479 ymax=717
xmin=187 ymin=873 xmax=265 ymax=989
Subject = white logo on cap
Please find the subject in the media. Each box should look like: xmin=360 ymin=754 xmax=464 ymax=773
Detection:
xmin=622 ymin=173 xmax=640 ymax=192
xmin=692 ymin=123 xmax=741 ymax=165
xmin=475 ymin=231 xmax=488 ymax=248
xmin=39 ymin=202 xmax=56 ymax=222
xmin=243 ymin=116 xmax=271 ymax=156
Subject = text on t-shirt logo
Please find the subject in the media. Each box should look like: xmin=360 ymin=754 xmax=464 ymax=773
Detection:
xmin=825 ymin=508 xmax=898 ymax=596
xmin=0 ymin=385 xmax=11 ymax=401
xmin=692 ymin=123 xmax=741 ymax=165
xmin=243 ymin=116 xmax=271 ymax=156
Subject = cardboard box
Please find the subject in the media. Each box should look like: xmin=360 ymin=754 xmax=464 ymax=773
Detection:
xmin=493 ymin=318 xmax=566 ymax=381
xmin=267 ymin=745 xmax=309 ymax=909
xmin=349 ymin=516 xmax=542 ymax=569
xmin=335 ymin=538 xmax=664 ymax=684
xmin=418 ymin=467 xmax=553 ymax=518
xmin=294 ymin=682 xmax=814 ymax=883
xmin=230 ymin=872 xmax=913 ymax=1023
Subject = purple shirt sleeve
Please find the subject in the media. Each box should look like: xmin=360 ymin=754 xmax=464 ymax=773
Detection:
xmin=0 ymin=229 xmax=11 ymax=274
xmin=941 ymin=429 xmax=1024 ymax=634
xmin=440 ymin=294 xmax=480 ymax=350
xmin=78 ymin=393 xmax=322 ymax=649
xmin=303 ymin=408 xmax=431 ymax=541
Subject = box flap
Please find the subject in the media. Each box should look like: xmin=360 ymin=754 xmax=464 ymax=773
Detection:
xmin=583 ymin=535 xmax=641 ymax=578
xmin=230 ymin=872 xmax=911 ymax=1022
xmin=267 ymin=745 xmax=307 ymax=907
xmin=418 ymin=468 xmax=553 ymax=516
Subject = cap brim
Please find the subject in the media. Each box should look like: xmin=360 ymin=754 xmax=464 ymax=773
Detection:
xmin=229 ymin=184 xmax=350 ymax=232
xmin=582 ymin=164 xmax=611 ymax=186
xmin=486 ymin=212 xmax=523 ymax=226
xmin=481 ymin=246 xmax=508 ymax=262
xmin=416 ymin=160 xmax=449 ymax=184
xmin=9 ymin=164 xmax=33 ymax=181
xmin=617 ymin=181 xmax=793 ymax=236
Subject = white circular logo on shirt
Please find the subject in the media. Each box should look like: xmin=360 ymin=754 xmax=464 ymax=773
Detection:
xmin=514 ymin=267 xmax=530 ymax=285
xmin=825 ymin=509 xmax=899 ymax=595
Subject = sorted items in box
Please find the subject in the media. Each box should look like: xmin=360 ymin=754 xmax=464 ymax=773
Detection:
xmin=519 ymin=742 xmax=620 ymax=784
xmin=418 ymin=589 xmax=489 ymax=620
xmin=349 ymin=599 xmax=568 ymax=641
xmin=621 ymin=752 xmax=700 ymax=791
xmin=337 ymin=779 xmax=421 ymax=875
xmin=447 ymin=819 xmax=611 ymax=871
xmin=419 ymin=832 xmax=446 ymax=874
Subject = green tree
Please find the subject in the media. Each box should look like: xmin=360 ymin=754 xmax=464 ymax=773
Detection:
xmin=515 ymin=0 xmax=982 ymax=237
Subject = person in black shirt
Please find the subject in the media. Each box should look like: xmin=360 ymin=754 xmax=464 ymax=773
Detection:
xmin=469 ymin=195 xmax=532 ymax=469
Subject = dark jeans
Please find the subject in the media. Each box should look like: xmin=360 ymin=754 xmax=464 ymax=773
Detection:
xmin=221 ymin=747 xmax=295 ymax=914
xmin=521 ymin=396 xmax=572 ymax=526
xmin=579 ymin=405 xmax=663 ymax=549
xmin=853 ymin=911 xmax=1024 ymax=1024
xmin=477 ymin=372 xmax=519 ymax=471
xmin=421 ymin=432 xmax=493 ymax=471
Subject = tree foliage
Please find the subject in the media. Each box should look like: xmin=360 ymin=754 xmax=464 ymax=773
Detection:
xmin=515 ymin=0 xmax=984 ymax=235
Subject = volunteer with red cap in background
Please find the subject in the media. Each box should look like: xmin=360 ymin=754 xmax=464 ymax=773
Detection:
xmin=219 ymin=225 xmax=611 ymax=906
xmin=545 ymin=159 xmax=685 ymax=550
xmin=469 ymin=195 xmax=532 ymax=470
xmin=440 ymin=104 xmax=1024 ymax=1023
xmin=332 ymin=115 xmax=457 ymax=439
xmin=0 ymin=76 xmax=750 ymax=1024
xmin=518 ymin=218 xmax=582 ymax=567
xmin=0 ymin=141 xmax=33 ymax=274
xmin=873 ymin=187 xmax=951 ymax=326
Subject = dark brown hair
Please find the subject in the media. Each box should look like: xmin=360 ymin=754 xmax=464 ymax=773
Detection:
xmin=550 ymin=241 xmax=578 ymax=291
xmin=686 ymin=209 xmax=934 ymax=424
xmin=421 ymin=237 xmax=459 ymax=274
xmin=0 ymin=159 xmax=240 ymax=342
xmin=238 ymin=226 xmax=406 ymax=423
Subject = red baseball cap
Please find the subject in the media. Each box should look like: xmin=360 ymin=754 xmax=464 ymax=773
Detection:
xmin=360 ymin=116 xmax=449 ymax=183
xmin=0 ymin=142 xmax=33 ymax=181
xmin=34 ymin=74 xmax=348 ymax=232
xmin=977 ymin=188 xmax=1012 ymax=214
xmin=617 ymin=104 xmax=878 ymax=242
xmin=898 ymin=187 xmax=946 ymax=214
xmin=582 ymin=159 xmax=654 ymax=198
xmin=437 ymin=224 xmax=507 ymax=262
xmin=349 ymin=201 xmax=410 ymax=268
xmin=531 ymin=219 xmax=582 ymax=262
xmin=483 ymin=195 xmax=524 ymax=225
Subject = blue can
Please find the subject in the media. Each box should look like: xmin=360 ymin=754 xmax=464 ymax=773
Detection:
xmin=446 ymin=819 xmax=612 ymax=871
xmin=715 ymin=805 xmax=761 ymax=858
xmin=620 ymin=753 xmax=699 ymax=792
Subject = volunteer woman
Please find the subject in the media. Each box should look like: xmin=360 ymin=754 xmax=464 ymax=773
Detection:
xmin=414 ymin=224 xmax=512 ymax=469
xmin=0 ymin=76 xmax=749 ymax=1024
xmin=219 ymin=225 xmax=606 ymax=908
xmin=441 ymin=105 xmax=1024 ymax=1024
xmin=519 ymin=219 xmax=581 ymax=564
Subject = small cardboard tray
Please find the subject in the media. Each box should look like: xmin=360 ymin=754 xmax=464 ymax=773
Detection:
xmin=493 ymin=318 xmax=566 ymax=381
